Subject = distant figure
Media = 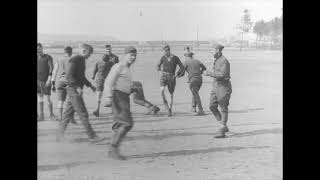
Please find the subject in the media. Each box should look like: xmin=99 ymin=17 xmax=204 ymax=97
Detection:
xmin=92 ymin=44 xmax=119 ymax=117
xmin=203 ymin=44 xmax=232 ymax=138
xmin=156 ymin=45 xmax=185 ymax=117
xmin=37 ymin=43 xmax=57 ymax=121
xmin=103 ymin=46 xmax=138 ymax=160
xmin=51 ymin=46 xmax=77 ymax=124
xmin=183 ymin=52 xmax=206 ymax=115
xmin=57 ymin=44 xmax=101 ymax=143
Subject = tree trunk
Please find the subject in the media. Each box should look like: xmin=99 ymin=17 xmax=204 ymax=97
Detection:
xmin=255 ymin=35 xmax=258 ymax=49
xmin=240 ymin=31 xmax=244 ymax=52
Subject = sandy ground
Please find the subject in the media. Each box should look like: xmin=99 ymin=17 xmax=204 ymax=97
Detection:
xmin=38 ymin=49 xmax=282 ymax=180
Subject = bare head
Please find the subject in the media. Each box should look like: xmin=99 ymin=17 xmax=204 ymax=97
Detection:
xmin=162 ymin=45 xmax=171 ymax=57
xmin=123 ymin=46 xmax=137 ymax=66
xmin=184 ymin=52 xmax=194 ymax=60
xmin=37 ymin=43 xmax=43 ymax=55
xmin=105 ymin=44 xmax=112 ymax=55
xmin=79 ymin=44 xmax=93 ymax=59
xmin=64 ymin=46 xmax=72 ymax=57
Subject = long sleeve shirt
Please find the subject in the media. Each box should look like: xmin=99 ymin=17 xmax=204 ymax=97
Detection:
xmin=37 ymin=54 xmax=54 ymax=81
xmin=156 ymin=54 xmax=184 ymax=76
xmin=205 ymin=55 xmax=230 ymax=81
xmin=184 ymin=58 xmax=206 ymax=80
xmin=65 ymin=55 xmax=92 ymax=88
xmin=104 ymin=62 xmax=132 ymax=97
xmin=93 ymin=53 xmax=119 ymax=80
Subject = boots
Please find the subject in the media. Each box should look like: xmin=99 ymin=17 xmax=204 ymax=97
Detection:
xmin=108 ymin=126 xmax=127 ymax=160
xmin=144 ymin=106 xmax=160 ymax=115
xmin=214 ymin=111 xmax=229 ymax=138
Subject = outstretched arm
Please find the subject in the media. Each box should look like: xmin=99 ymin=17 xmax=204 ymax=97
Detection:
xmin=204 ymin=61 xmax=229 ymax=80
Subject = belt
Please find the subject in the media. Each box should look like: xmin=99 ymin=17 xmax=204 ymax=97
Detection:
xmin=162 ymin=72 xmax=175 ymax=76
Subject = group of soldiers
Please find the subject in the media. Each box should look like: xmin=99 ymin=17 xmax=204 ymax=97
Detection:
xmin=37 ymin=42 xmax=232 ymax=160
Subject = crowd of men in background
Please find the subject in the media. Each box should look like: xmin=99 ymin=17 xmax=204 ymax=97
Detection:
xmin=37 ymin=42 xmax=232 ymax=160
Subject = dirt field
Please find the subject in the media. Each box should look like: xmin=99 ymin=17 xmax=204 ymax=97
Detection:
xmin=37 ymin=49 xmax=282 ymax=180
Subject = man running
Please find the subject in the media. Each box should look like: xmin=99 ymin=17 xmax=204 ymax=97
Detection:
xmin=37 ymin=43 xmax=57 ymax=121
xmin=156 ymin=45 xmax=184 ymax=116
xmin=103 ymin=46 xmax=138 ymax=160
xmin=92 ymin=45 xmax=119 ymax=117
xmin=183 ymin=51 xmax=206 ymax=115
xmin=51 ymin=46 xmax=77 ymax=124
xmin=203 ymin=44 xmax=232 ymax=138
xmin=57 ymin=44 xmax=100 ymax=142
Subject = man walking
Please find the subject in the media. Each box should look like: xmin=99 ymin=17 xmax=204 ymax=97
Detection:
xmin=156 ymin=45 xmax=184 ymax=116
xmin=203 ymin=44 xmax=232 ymax=138
xmin=57 ymin=44 xmax=100 ymax=142
xmin=103 ymin=46 xmax=138 ymax=160
xmin=92 ymin=45 xmax=119 ymax=117
xmin=37 ymin=43 xmax=57 ymax=121
xmin=183 ymin=51 xmax=206 ymax=115
xmin=51 ymin=46 xmax=77 ymax=124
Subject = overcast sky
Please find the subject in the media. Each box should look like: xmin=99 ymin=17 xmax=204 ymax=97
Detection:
xmin=37 ymin=0 xmax=282 ymax=41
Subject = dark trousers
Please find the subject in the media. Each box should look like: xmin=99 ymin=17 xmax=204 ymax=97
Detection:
xmin=131 ymin=81 xmax=154 ymax=109
xmin=58 ymin=86 xmax=96 ymax=138
xmin=189 ymin=77 xmax=203 ymax=111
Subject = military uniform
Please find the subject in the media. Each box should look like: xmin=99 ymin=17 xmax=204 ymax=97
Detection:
xmin=206 ymin=51 xmax=232 ymax=137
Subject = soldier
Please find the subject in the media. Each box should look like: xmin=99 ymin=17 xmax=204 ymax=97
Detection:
xmin=37 ymin=43 xmax=57 ymax=121
xmin=92 ymin=45 xmax=119 ymax=117
xmin=103 ymin=46 xmax=138 ymax=160
xmin=51 ymin=46 xmax=77 ymax=124
xmin=156 ymin=45 xmax=185 ymax=117
xmin=57 ymin=44 xmax=101 ymax=143
xmin=183 ymin=51 xmax=206 ymax=115
xmin=203 ymin=44 xmax=232 ymax=138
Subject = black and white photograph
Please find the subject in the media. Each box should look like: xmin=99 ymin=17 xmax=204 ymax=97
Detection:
xmin=37 ymin=0 xmax=283 ymax=179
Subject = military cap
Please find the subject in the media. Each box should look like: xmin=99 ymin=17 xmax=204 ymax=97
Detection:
xmin=184 ymin=52 xmax=194 ymax=57
xmin=214 ymin=44 xmax=224 ymax=51
xmin=124 ymin=46 xmax=137 ymax=54
xmin=163 ymin=45 xmax=170 ymax=51
xmin=105 ymin=44 xmax=111 ymax=48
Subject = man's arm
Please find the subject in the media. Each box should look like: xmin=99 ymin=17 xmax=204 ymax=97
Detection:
xmin=104 ymin=64 xmax=121 ymax=98
xmin=199 ymin=62 xmax=207 ymax=74
xmin=92 ymin=62 xmax=98 ymax=80
xmin=176 ymin=57 xmax=185 ymax=77
xmin=47 ymin=55 xmax=54 ymax=82
xmin=80 ymin=64 xmax=92 ymax=88
xmin=156 ymin=57 xmax=163 ymax=71
xmin=51 ymin=61 xmax=59 ymax=82
xmin=204 ymin=61 xmax=229 ymax=80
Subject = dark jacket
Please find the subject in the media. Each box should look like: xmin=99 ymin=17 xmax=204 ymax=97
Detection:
xmin=66 ymin=55 xmax=92 ymax=88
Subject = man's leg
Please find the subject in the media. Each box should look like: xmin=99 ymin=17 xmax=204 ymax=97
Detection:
xmin=160 ymin=86 xmax=169 ymax=110
xmin=46 ymin=95 xmax=57 ymax=121
xmin=191 ymin=85 xmax=204 ymax=115
xmin=108 ymin=91 xmax=133 ymax=160
xmin=70 ymin=89 xmax=97 ymax=140
xmin=57 ymin=98 xmax=74 ymax=141
xmin=37 ymin=94 xmax=45 ymax=121
xmin=209 ymin=90 xmax=222 ymax=121
xmin=131 ymin=81 xmax=160 ymax=115
xmin=93 ymin=91 xmax=103 ymax=117
xmin=167 ymin=76 xmax=176 ymax=117
xmin=218 ymin=93 xmax=231 ymax=133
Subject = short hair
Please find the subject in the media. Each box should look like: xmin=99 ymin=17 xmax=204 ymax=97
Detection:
xmin=124 ymin=46 xmax=137 ymax=54
xmin=105 ymin=44 xmax=111 ymax=49
xmin=81 ymin=44 xmax=93 ymax=54
xmin=64 ymin=46 xmax=72 ymax=54
xmin=37 ymin=43 xmax=42 ymax=48
xmin=163 ymin=45 xmax=170 ymax=51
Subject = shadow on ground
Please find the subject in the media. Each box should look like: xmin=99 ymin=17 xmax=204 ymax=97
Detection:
xmin=38 ymin=145 xmax=270 ymax=172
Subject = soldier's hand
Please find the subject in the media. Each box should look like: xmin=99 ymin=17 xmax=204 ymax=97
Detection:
xmin=104 ymin=97 xmax=112 ymax=107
